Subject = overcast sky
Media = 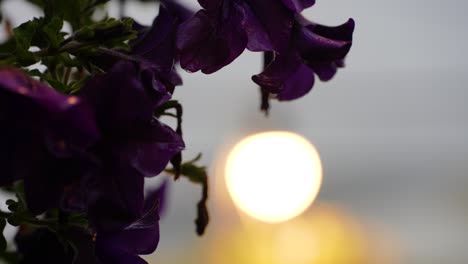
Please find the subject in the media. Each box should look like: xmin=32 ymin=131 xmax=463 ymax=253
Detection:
xmin=1 ymin=0 xmax=467 ymax=263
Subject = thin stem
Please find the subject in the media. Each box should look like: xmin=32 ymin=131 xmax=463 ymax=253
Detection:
xmin=96 ymin=47 xmax=139 ymax=62
xmin=260 ymin=51 xmax=274 ymax=115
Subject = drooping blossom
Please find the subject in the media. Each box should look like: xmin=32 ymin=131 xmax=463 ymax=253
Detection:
xmin=94 ymin=181 xmax=167 ymax=264
xmin=14 ymin=181 xmax=168 ymax=264
xmin=176 ymin=0 xmax=294 ymax=74
xmin=253 ymin=16 xmax=355 ymax=101
xmin=95 ymin=3 xmax=189 ymax=93
xmin=80 ymin=60 xmax=183 ymax=231
xmin=280 ymin=0 xmax=315 ymax=12
xmin=0 ymin=68 xmax=99 ymax=214
xmin=130 ymin=3 xmax=193 ymax=92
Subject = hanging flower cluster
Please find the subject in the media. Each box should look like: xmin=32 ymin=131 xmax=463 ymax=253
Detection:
xmin=0 ymin=0 xmax=353 ymax=263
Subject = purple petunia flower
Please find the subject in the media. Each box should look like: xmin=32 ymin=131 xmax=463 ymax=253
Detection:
xmin=95 ymin=4 xmax=186 ymax=93
xmin=280 ymin=0 xmax=315 ymax=12
xmin=14 ymin=181 xmax=168 ymax=264
xmin=80 ymin=60 xmax=183 ymax=231
xmin=130 ymin=3 xmax=191 ymax=92
xmin=253 ymin=16 xmax=355 ymax=101
xmin=95 ymin=181 xmax=167 ymax=264
xmin=176 ymin=0 xmax=294 ymax=74
xmin=176 ymin=1 xmax=248 ymax=74
xmin=0 ymin=68 xmax=99 ymax=214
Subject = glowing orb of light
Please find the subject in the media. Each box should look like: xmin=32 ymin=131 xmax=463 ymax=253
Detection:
xmin=225 ymin=131 xmax=322 ymax=223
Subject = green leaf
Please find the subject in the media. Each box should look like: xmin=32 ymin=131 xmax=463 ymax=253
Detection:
xmin=0 ymin=38 xmax=16 ymax=55
xmin=156 ymin=100 xmax=182 ymax=115
xmin=0 ymin=251 xmax=19 ymax=263
xmin=13 ymin=20 xmax=40 ymax=66
xmin=41 ymin=16 xmax=65 ymax=50
xmin=21 ymin=16 xmax=66 ymax=51
xmin=13 ymin=182 xmax=27 ymax=212
xmin=27 ymin=0 xmax=109 ymax=29
xmin=68 ymin=75 xmax=91 ymax=94
xmin=73 ymin=18 xmax=136 ymax=48
xmin=180 ymin=164 xmax=207 ymax=184
xmin=27 ymin=69 xmax=43 ymax=77
xmin=44 ymin=77 xmax=68 ymax=93
xmin=166 ymin=154 xmax=205 ymax=183
xmin=68 ymin=213 xmax=89 ymax=229
xmin=5 ymin=200 xmax=18 ymax=213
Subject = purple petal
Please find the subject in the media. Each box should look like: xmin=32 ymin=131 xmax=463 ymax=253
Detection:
xmin=145 ymin=180 xmax=169 ymax=217
xmin=93 ymin=181 xmax=168 ymax=263
xmin=281 ymin=0 xmax=315 ymax=12
xmin=87 ymin=158 xmax=145 ymax=231
xmin=177 ymin=8 xmax=248 ymax=74
xmin=296 ymin=17 xmax=354 ymax=63
xmin=96 ymin=245 xmax=148 ymax=264
xmin=297 ymin=28 xmax=352 ymax=62
xmin=277 ymin=63 xmax=315 ymax=100
xmin=132 ymin=5 xmax=178 ymax=73
xmin=96 ymin=191 xmax=160 ymax=255
xmin=306 ymin=18 xmax=355 ymax=41
xmin=243 ymin=0 xmax=294 ymax=52
xmin=0 ymin=68 xmax=73 ymax=113
xmin=237 ymin=1 xmax=273 ymax=51
xmin=0 ymin=68 xmax=100 ymax=214
xmin=310 ymin=62 xmax=338 ymax=81
xmin=82 ymin=61 xmax=170 ymax=133
xmin=252 ymin=50 xmax=302 ymax=94
xmin=161 ymin=0 xmax=194 ymax=22
xmin=124 ymin=121 xmax=184 ymax=177
xmin=253 ymin=51 xmax=315 ymax=101
xmin=295 ymin=18 xmax=354 ymax=81
xmin=44 ymin=99 xmax=100 ymax=157
xmin=197 ymin=0 xmax=221 ymax=11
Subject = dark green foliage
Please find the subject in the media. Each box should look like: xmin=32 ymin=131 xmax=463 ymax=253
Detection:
xmin=26 ymin=0 xmax=110 ymax=29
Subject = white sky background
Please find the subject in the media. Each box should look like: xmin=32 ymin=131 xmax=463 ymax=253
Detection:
xmin=1 ymin=0 xmax=468 ymax=263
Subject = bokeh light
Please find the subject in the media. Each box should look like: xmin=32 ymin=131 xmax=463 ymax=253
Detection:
xmin=202 ymin=204 xmax=400 ymax=264
xmin=225 ymin=131 xmax=322 ymax=223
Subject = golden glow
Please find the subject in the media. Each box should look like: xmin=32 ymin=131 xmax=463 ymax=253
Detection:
xmin=202 ymin=204 xmax=400 ymax=264
xmin=225 ymin=131 xmax=322 ymax=223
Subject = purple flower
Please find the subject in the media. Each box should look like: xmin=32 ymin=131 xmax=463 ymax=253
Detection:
xmin=94 ymin=4 xmax=187 ymax=93
xmin=280 ymin=0 xmax=315 ymax=12
xmin=14 ymin=182 xmax=168 ymax=264
xmin=95 ymin=182 xmax=167 ymax=264
xmin=80 ymin=61 xmax=183 ymax=231
xmin=253 ymin=16 xmax=355 ymax=101
xmin=176 ymin=0 xmax=294 ymax=73
xmin=0 ymin=68 xmax=99 ymax=214
xmin=130 ymin=4 xmax=188 ymax=92
xmin=176 ymin=2 xmax=248 ymax=74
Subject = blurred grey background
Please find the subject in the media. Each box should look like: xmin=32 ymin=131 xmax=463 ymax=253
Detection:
xmin=1 ymin=0 xmax=467 ymax=263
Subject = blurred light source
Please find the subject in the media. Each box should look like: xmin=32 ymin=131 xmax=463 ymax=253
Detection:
xmin=225 ymin=131 xmax=322 ymax=223
xmin=203 ymin=204 xmax=397 ymax=264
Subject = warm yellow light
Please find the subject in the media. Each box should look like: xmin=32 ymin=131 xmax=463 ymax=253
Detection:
xmin=225 ymin=131 xmax=322 ymax=223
